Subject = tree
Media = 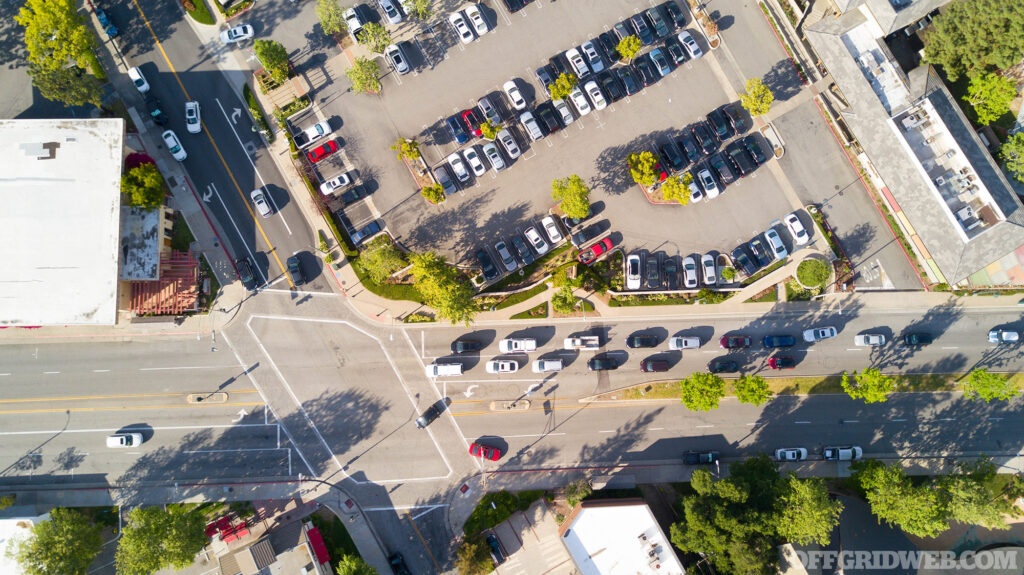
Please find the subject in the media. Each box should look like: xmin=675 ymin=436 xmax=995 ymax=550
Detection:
xmin=254 ymin=39 xmax=290 ymax=83
xmin=740 ymin=77 xmax=774 ymax=116
xmin=121 ymin=162 xmax=166 ymax=209
xmin=566 ymin=479 xmax=593 ymax=507
xmin=616 ymin=35 xmax=642 ymax=62
xmin=680 ymin=372 xmax=726 ymax=411
xmin=922 ymin=0 xmax=1024 ymax=81
xmin=660 ymin=175 xmax=689 ymax=204
xmin=410 ymin=0 xmax=432 ymax=20
xmin=851 ymin=459 xmax=947 ymax=538
xmin=391 ymin=137 xmax=421 ymax=161
xmin=10 ymin=507 xmax=102 ymax=575
xmin=734 ymin=374 xmax=772 ymax=406
xmin=551 ymin=175 xmax=590 ymax=218
xmin=421 ymin=184 xmax=445 ymax=204
xmin=410 ymin=251 xmax=477 ymax=325
xmin=17 ymin=0 xmax=96 ymax=72
xmin=336 ymin=555 xmax=378 ymax=575
xmin=356 ymin=22 xmax=391 ymax=54
xmin=346 ymin=57 xmax=381 ymax=94
xmin=841 ymin=368 xmax=896 ymax=403
xmin=627 ymin=151 xmax=659 ymax=187
xmin=115 ymin=505 xmax=207 ymax=575
xmin=551 ymin=287 xmax=579 ymax=314
xmin=777 ymin=476 xmax=843 ymax=545
xmin=964 ymin=73 xmax=1017 ymax=125
xmin=26 ymin=62 xmax=105 ymax=108
xmin=1002 ymin=132 xmax=1024 ymax=184
xmin=454 ymin=536 xmax=492 ymax=575
xmin=938 ymin=459 xmax=1013 ymax=530
xmin=721 ymin=266 xmax=736 ymax=281
xmin=358 ymin=237 xmax=405 ymax=283
xmin=479 ymin=120 xmax=497 ymax=140
xmin=962 ymin=368 xmax=1018 ymax=402
xmin=316 ymin=0 xmax=346 ymax=36
xmin=548 ymin=72 xmax=578 ymax=101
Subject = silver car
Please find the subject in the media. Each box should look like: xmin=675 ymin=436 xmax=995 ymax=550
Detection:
xmin=495 ymin=240 xmax=517 ymax=272
xmin=496 ymin=129 xmax=521 ymax=159
xmin=553 ymin=99 xmax=575 ymax=125
xmin=378 ymin=0 xmax=403 ymax=24
xmin=581 ymin=41 xmax=604 ymax=73
xmin=701 ymin=254 xmax=716 ymax=285
xmin=251 ymin=188 xmax=272 ymax=217
xmin=697 ymin=168 xmax=719 ymax=198
xmin=482 ymin=142 xmax=505 ymax=172
xmin=524 ymin=225 xmax=549 ymax=255
xmin=764 ymin=228 xmax=789 ymax=260
xmin=682 ymin=256 xmax=697 ymax=288
xmin=678 ymin=30 xmax=703 ymax=59
xmin=446 ymin=153 xmax=470 ymax=182
xmin=386 ymin=43 xmax=410 ymax=74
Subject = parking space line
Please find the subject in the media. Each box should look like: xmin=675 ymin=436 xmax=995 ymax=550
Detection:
xmin=414 ymin=37 xmax=433 ymax=69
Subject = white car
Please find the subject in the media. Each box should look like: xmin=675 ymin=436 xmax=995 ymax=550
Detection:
xmin=784 ymin=212 xmax=809 ymax=245
xmin=532 ymin=359 xmax=563 ymax=373
xmin=449 ymin=12 xmax=475 ymax=44
xmin=482 ymin=142 xmax=505 ymax=172
xmin=775 ymin=448 xmax=807 ymax=462
xmin=764 ymin=228 xmax=788 ymax=260
xmin=494 ymin=240 xmax=517 ymax=272
xmin=583 ymin=80 xmax=607 ymax=111
xmin=184 ymin=101 xmax=201 ymax=134
xmin=541 ymin=215 xmax=563 ymax=243
xmin=446 ymin=153 xmax=470 ymax=182
xmin=386 ymin=44 xmax=410 ymax=74
xmin=343 ymin=7 xmax=365 ymax=38
xmin=824 ymin=446 xmax=863 ymax=461
xmin=128 ymin=67 xmax=150 ymax=93
xmin=161 ymin=130 xmax=186 ymax=161
xmin=378 ymin=0 xmax=403 ymax=24
xmin=701 ymin=254 xmax=716 ymax=285
xmin=688 ymin=177 xmax=704 ymax=203
xmin=463 ymin=147 xmax=486 ymax=177
xmin=486 ymin=360 xmax=519 ymax=374
xmin=465 ymin=4 xmax=488 ymax=35
xmin=803 ymin=326 xmax=837 ymax=342
xmin=988 ymin=329 xmax=1019 ymax=344
xmin=524 ymin=225 xmax=549 ymax=255
xmin=682 ymin=256 xmax=698 ymax=288
xmin=251 ymin=188 xmax=272 ymax=217
xmin=626 ymin=254 xmax=642 ymax=290
xmin=564 ymin=47 xmax=590 ymax=78
xmin=498 ymin=338 xmax=537 ymax=353
xmin=697 ymin=168 xmax=718 ymax=198
xmin=319 ymin=173 xmax=351 ymax=194
xmin=503 ymin=80 xmax=527 ymax=110
xmin=678 ymin=30 xmax=703 ymax=59
xmin=569 ymin=86 xmax=592 ymax=116
xmin=496 ymin=129 xmax=521 ymax=159
xmin=220 ymin=23 xmax=254 ymax=44
xmin=669 ymin=336 xmax=701 ymax=350
xmin=107 ymin=432 xmax=143 ymax=448
xmin=854 ymin=333 xmax=886 ymax=347
xmin=581 ymin=41 xmax=604 ymax=73
xmin=552 ymin=99 xmax=574 ymax=125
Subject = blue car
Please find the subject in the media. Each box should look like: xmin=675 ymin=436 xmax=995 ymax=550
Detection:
xmin=351 ymin=220 xmax=381 ymax=245
xmin=763 ymin=335 xmax=796 ymax=348
xmin=445 ymin=116 xmax=469 ymax=144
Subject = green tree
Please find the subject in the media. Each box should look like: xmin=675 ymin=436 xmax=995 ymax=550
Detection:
xmin=26 ymin=62 xmax=105 ymax=109
xmin=551 ymin=175 xmax=590 ymax=218
xmin=410 ymin=251 xmax=476 ymax=325
xmin=964 ymin=73 xmax=1017 ymax=125
xmin=0 ymin=493 xmax=15 ymax=509
xmin=421 ymin=184 xmax=445 ymax=204
xmin=454 ymin=536 xmax=492 ymax=575
xmin=660 ymin=175 xmax=689 ymax=205
xmin=1002 ymin=132 xmax=1024 ymax=184
xmin=734 ymin=374 xmax=772 ymax=406
xmin=316 ymin=0 xmax=347 ymax=35
xmin=358 ymin=237 xmax=406 ymax=283
xmin=841 ymin=368 xmax=896 ymax=403
xmin=479 ymin=120 xmax=497 ymax=140
xmin=116 ymin=505 xmax=207 ymax=575
xmin=254 ymin=39 xmax=290 ymax=83
xmin=740 ymin=77 xmax=774 ymax=116
xmin=391 ymin=137 xmax=421 ymax=161
xmin=548 ymin=72 xmax=578 ymax=101
xmin=566 ymin=479 xmax=593 ymax=507
xmin=121 ymin=162 xmax=166 ymax=209
xmin=336 ymin=555 xmax=378 ymax=575
xmin=346 ymin=57 xmax=381 ymax=94
xmin=938 ymin=459 xmax=1013 ymax=530
xmin=851 ymin=459 xmax=947 ymax=538
xmin=777 ymin=476 xmax=843 ymax=545
xmin=616 ymin=35 xmax=642 ymax=63
xmin=627 ymin=151 xmax=659 ymax=187
xmin=680 ymin=372 xmax=726 ymax=411
xmin=922 ymin=0 xmax=1024 ymax=81
xmin=551 ymin=287 xmax=579 ymax=314
xmin=356 ymin=22 xmax=391 ymax=53
xmin=962 ymin=367 xmax=1018 ymax=402
xmin=17 ymin=0 xmax=96 ymax=72
xmin=796 ymin=258 xmax=830 ymax=287
xmin=410 ymin=0 xmax=432 ymax=20
xmin=721 ymin=266 xmax=736 ymax=281
xmin=10 ymin=507 xmax=102 ymax=575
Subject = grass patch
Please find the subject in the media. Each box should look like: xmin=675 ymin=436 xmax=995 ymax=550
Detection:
xmin=276 ymin=95 xmax=311 ymax=119
xmin=746 ymin=286 xmax=778 ymax=303
xmin=491 ymin=284 xmax=548 ymax=310
xmin=82 ymin=506 xmax=120 ymax=529
xmin=620 ymin=381 xmax=681 ymax=400
xmin=483 ymin=244 xmax=573 ymax=293
xmin=403 ymin=313 xmax=435 ymax=323
xmin=170 ymin=213 xmax=196 ymax=252
xmin=609 ymin=294 xmax=696 ymax=307
xmin=797 ymin=258 xmax=830 ymax=288
xmin=242 ymin=83 xmax=274 ymax=143
xmin=463 ymin=490 xmax=544 ymax=536
xmin=185 ymin=0 xmax=215 ymax=24
xmin=223 ymin=0 xmax=253 ymax=18
xmin=785 ymin=277 xmax=821 ymax=301
xmin=741 ymin=258 xmax=786 ymax=286
xmin=511 ymin=302 xmax=548 ymax=319
xmin=579 ymin=298 xmax=595 ymax=311
xmin=310 ymin=512 xmax=360 ymax=560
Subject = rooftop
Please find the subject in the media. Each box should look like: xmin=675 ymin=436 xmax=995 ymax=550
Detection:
xmin=560 ymin=499 xmax=685 ymax=575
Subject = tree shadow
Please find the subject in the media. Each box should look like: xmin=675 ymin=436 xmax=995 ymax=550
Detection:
xmin=762 ymin=59 xmax=802 ymax=102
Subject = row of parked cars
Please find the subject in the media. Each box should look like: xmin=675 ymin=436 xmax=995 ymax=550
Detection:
xmin=474 ymin=215 xmax=566 ymax=282
xmin=728 ymin=211 xmax=809 ymax=277
xmin=625 ymin=251 xmax=719 ymax=291
xmin=684 ymin=445 xmax=864 ymax=466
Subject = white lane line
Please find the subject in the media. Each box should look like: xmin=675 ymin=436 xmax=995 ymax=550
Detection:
xmin=0 ymin=374 xmax=9 ymax=377
xmin=990 ymin=417 xmax=1004 ymax=421
xmin=139 ymin=365 xmax=241 ymax=371
xmin=695 ymin=425 xmax=713 ymax=428
xmin=795 ymin=421 xmax=811 ymax=424
xmin=844 ymin=420 xmax=859 ymax=423
xmin=938 ymin=418 xmax=956 ymax=421
xmin=942 ymin=346 xmax=958 ymax=349
xmin=184 ymin=447 xmax=288 ymax=454
xmin=43 ymin=371 xmax=60 ymax=374
xmin=648 ymin=427 xmax=664 ymax=431
xmin=845 ymin=348 xmax=861 ymax=351
xmin=891 ymin=418 xmax=907 ymax=422
xmin=746 ymin=423 xmax=756 ymax=426
xmin=599 ymin=430 xmax=616 ymax=433
xmin=470 ymin=432 xmax=566 ymax=439
xmin=364 ymin=504 xmax=450 ymax=512
xmin=92 ymin=369 xmax=110 ymax=373
xmin=0 ymin=423 xmax=274 ymax=436
xmin=207 ymin=181 xmax=267 ymax=281
xmin=458 ymin=378 xmax=550 ymax=383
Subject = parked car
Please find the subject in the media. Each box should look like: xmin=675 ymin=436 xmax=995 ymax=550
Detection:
xmin=669 ymin=336 xmax=701 ymax=350
xmin=128 ymin=66 xmax=150 ymax=93
xmin=486 ymin=534 xmax=506 ymax=566
xmin=306 ymin=140 xmax=340 ymax=164
xmin=432 ymin=164 xmax=457 ymax=195
xmin=482 ymin=142 xmax=505 ymax=172
xmin=665 ymin=37 xmax=687 ymax=66
xmin=570 ymin=223 xmax=603 ymax=247
xmin=626 ymin=253 xmax=642 ymax=290
xmin=744 ymin=135 xmax=768 ymax=165
xmin=451 ymin=339 xmax=482 ymax=354
xmin=447 ymin=152 xmax=470 ymax=183
xmin=184 ymin=101 xmax=201 ymax=133
xmin=465 ymin=4 xmax=488 ymax=35
xmin=536 ymin=102 xmax=562 ymax=133
xmin=388 ymin=554 xmax=412 ymax=575
xmin=378 ymin=0 xmax=403 ymax=24
xmin=903 ymin=332 xmax=933 ymax=345
xmin=776 ymin=448 xmax=807 ymax=461
xmin=553 ymin=99 xmax=575 ymax=126
xmin=640 ymin=358 xmax=670 ymax=372
xmin=236 ymin=257 xmax=257 ymax=291
xmin=535 ymin=65 xmax=556 ymax=92
xmin=598 ymin=31 xmax=620 ymax=61
xmin=320 ymin=173 xmax=352 ymax=194
xmin=503 ymin=79 xmax=527 ymax=110
xmin=684 ymin=451 xmax=720 ymax=465
xmin=748 ymin=237 xmax=772 ymax=267
xmin=463 ymin=146 xmax=486 ymax=177
xmin=581 ymin=41 xmax=605 ymax=73
xmin=763 ymin=335 xmax=796 ymax=348
xmin=629 ymin=13 xmax=655 ymax=44
xmin=708 ymin=153 xmax=737 ymax=185
xmin=461 ymin=108 xmax=483 ymax=137
xmin=510 ymin=234 xmax=535 ymax=265
xmin=627 ymin=334 xmax=659 ymax=348
xmin=854 ymin=333 xmax=887 ymax=347
xmin=524 ymin=225 xmax=550 ymax=255
xmin=677 ymin=132 xmax=701 ymax=164
xmin=221 ymin=23 xmax=254 ymax=44
xmin=678 ymin=30 xmax=703 ymax=59
xmin=764 ymin=228 xmax=788 ymax=260
xmin=663 ymin=1 xmax=687 ymax=28
xmin=784 ymin=212 xmax=810 ymax=245
xmin=803 ymin=326 xmax=837 ymax=342
xmin=731 ymin=245 xmax=759 ymax=276
xmin=569 ymin=87 xmax=593 ymax=116
xmin=719 ymin=335 xmax=752 ymax=349
xmin=286 ymin=254 xmax=306 ymax=285
xmin=251 ymin=188 xmax=272 ymax=217
xmin=496 ymin=129 xmax=521 ymax=159
xmin=616 ymin=66 xmax=641 ymax=96
xmin=588 ymin=355 xmax=619 ymax=371
xmin=701 ymin=254 xmax=716 ymax=285
xmin=663 ymin=256 xmax=679 ymax=289
xmin=162 ymin=130 xmax=187 ymax=161
xmin=692 ymin=122 xmax=718 ymax=155
xmin=565 ymin=47 xmax=591 ymax=78
xmin=769 ymin=356 xmax=796 ymax=369
xmin=449 ymin=11 xmax=475 ymax=44
xmin=645 ymin=256 xmax=661 ymax=289
xmin=476 ymin=248 xmax=499 ymax=280
xmin=598 ymin=71 xmax=625 ymax=102
xmin=646 ymin=6 xmax=670 ymax=38
xmin=725 ymin=140 xmax=756 ymax=177
xmin=486 ymin=359 xmax=519 ymax=374
xmin=634 ymin=55 xmax=659 ymax=86
xmin=989 ymin=329 xmax=1020 ymax=344
xmin=477 ymin=95 xmax=502 ymax=125
xmin=541 ymin=216 xmax=563 ymax=243
xmin=561 ymin=207 xmax=593 ymax=231
xmin=145 ymin=96 xmax=168 ymax=127
xmin=445 ymin=116 xmax=469 ymax=144
xmin=823 ymin=446 xmax=863 ymax=461
xmin=682 ymin=255 xmax=698 ymax=288
xmin=385 ymin=43 xmax=411 ymax=76
xmin=343 ymin=7 xmax=365 ymax=38
xmin=709 ymin=359 xmax=739 ymax=373
xmin=696 ymin=168 xmax=719 ymax=199
xmin=350 ymin=221 xmax=381 ymax=245
xmin=494 ymin=240 xmax=518 ymax=272
xmin=532 ymin=359 xmax=564 ymax=373
xmin=519 ymin=111 xmax=544 ymax=141
xmin=583 ymin=80 xmax=607 ymax=110
xmin=659 ymin=141 xmax=686 ymax=172
xmin=722 ymin=103 xmax=747 ymax=134
xmin=339 ymin=185 xmax=364 ymax=205
xmin=613 ymin=21 xmax=631 ymax=42
xmin=649 ymin=47 xmax=671 ymax=77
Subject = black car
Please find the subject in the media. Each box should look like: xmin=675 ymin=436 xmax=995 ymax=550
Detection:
xmin=692 ymin=122 xmax=718 ymax=155
xmin=476 ymin=248 xmax=499 ymax=281
xmin=634 ymin=56 xmax=658 ymax=87
xmin=286 ymin=255 xmax=306 ymax=285
xmin=743 ymin=135 xmax=768 ymax=165
xmin=658 ymin=141 xmax=686 ymax=171
xmin=707 ymin=108 xmax=734 ymax=141
xmin=726 ymin=140 xmax=756 ymax=177
xmin=535 ymin=65 xmax=556 ymax=92
xmin=486 ymin=534 xmax=505 ymax=566
xmin=708 ymin=153 xmax=737 ymax=185
xmin=145 ymin=96 xmax=168 ymax=126
xmin=676 ymin=132 xmax=702 ymax=164
xmin=663 ymin=0 xmax=687 ymax=29
xmin=571 ymin=223 xmax=603 ymax=247
xmin=663 ymin=257 xmax=679 ymax=289
xmin=415 ymin=402 xmax=443 ymax=428
xmin=903 ymin=332 xmax=933 ymax=345
xmin=536 ymin=102 xmax=562 ymax=133
xmin=665 ymin=37 xmax=687 ymax=66
xmin=548 ymin=54 xmax=570 ymax=78
xmin=629 ymin=13 xmax=655 ymax=45
xmin=748 ymin=237 xmax=772 ymax=267
xmin=389 ymin=554 xmax=412 ymax=575
xmin=723 ymin=103 xmax=747 ymax=134
xmin=645 ymin=6 xmax=670 ymax=39
xmin=339 ymin=185 xmax=364 ymax=205
xmin=561 ymin=206 xmax=593 ymax=230
xmin=645 ymin=255 xmax=661 ymax=289
xmin=616 ymin=66 xmax=641 ymax=96
xmin=236 ymin=257 xmax=257 ymax=291
xmin=684 ymin=451 xmax=720 ymax=465
xmin=627 ymin=334 xmax=659 ymax=348
xmin=709 ymin=359 xmax=739 ymax=373
xmin=451 ymin=339 xmax=482 ymax=354
xmin=640 ymin=358 xmax=670 ymax=372
xmin=511 ymin=234 xmax=535 ymax=265
xmin=588 ymin=355 xmax=619 ymax=371
xmin=763 ymin=335 xmax=797 ymax=348
xmin=598 ymin=31 xmax=620 ymax=61
xmin=598 ymin=71 xmax=625 ymax=102
xmin=501 ymin=0 xmax=525 ymax=12
xmin=731 ymin=245 xmax=760 ymax=276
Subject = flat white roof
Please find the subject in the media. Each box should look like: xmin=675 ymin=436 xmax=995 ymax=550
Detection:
xmin=562 ymin=501 xmax=685 ymax=575
xmin=0 ymin=119 xmax=123 ymax=325
xmin=0 ymin=512 xmax=51 ymax=575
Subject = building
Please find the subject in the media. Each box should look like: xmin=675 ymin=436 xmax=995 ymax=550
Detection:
xmin=0 ymin=511 xmax=51 ymax=575
xmin=559 ymin=499 xmax=685 ymax=575
xmin=212 ymin=516 xmax=334 ymax=575
xmin=804 ymin=1 xmax=1024 ymax=286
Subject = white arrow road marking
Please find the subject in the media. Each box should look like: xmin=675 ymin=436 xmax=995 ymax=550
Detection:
xmin=231 ymin=108 xmax=241 ymax=124
xmin=463 ymin=385 xmax=479 ymax=398
xmin=233 ymin=408 xmax=249 ymax=422
xmin=203 ymin=183 xmax=214 ymax=202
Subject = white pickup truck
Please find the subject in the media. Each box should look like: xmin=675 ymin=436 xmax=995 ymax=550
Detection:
xmin=292 ymin=120 xmax=333 ymax=148
xmin=563 ymin=336 xmax=600 ymax=351
xmin=498 ymin=338 xmax=537 ymax=353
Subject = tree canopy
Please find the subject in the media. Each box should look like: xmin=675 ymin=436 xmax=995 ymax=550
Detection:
xmin=122 ymin=162 xmax=166 ymax=209
xmin=17 ymin=0 xmax=96 ymax=72
xmin=680 ymin=372 xmax=726 ymax=411
xmin=115 ymin=505 xmax=207 ymax=575
xmin=336 ymin=555 xmax=378 ymax=575
xmin=316 ymin=0 xmax=347 ymax=36
xmin=254 ymin=40 xmax=290 ymax=83
xmin=660 ymin=175 xmax=689 ymax=204
xmin=410 ymin=251 xmax=477 ymax=325
xmin=964 ymin=73 xmax=1017 ymax=125
xmin=740 ymin=77 xmax=774 ymax=116
xmin=734 ymin=374 xmax=773 ymax=406
xmin=1002 ymin=132 xmax=1024 ymax=184
xmin=551 ymin=175 xmax=591 ymax=218
xmin=923 ymin=0 xmax=1024 ymax=81
xmin=391 ymin=137 xmax=420 ymax=160
xmin=409 ymin=0 xmax=432 ymax=20
xmin=548 ymin=72 xmax=578 ymax=101
xmin=10 ymin=507 xmax=102 ymax=575
xmin=27 ymin=62 xmax=105 ymax=109
xmin=356 ymin=22 xmax=391 ymax=54
xmin=346 ymin=57 xmax=381 ymax=94
xmin=777 ymin=476 xmax=843 ymax=546
xmin=962 ymin=367 xmax=1018 ymax=402
xmin=841 ymin=368 xmax=896 ymax=403
xmin=628 ymin=151 xmax=659 ymax=187
xmin=616 ymin=35 xmax=642 ymax=62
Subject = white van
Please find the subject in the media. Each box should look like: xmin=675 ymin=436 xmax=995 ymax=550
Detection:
xmin=425 ymin=362 xmax=463 ymax=377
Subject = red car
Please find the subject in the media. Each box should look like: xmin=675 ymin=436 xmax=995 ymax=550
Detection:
xmin=719 ymin=335 xmax=751 ymax=349
xmin=768 ymin=356 xmax=796 ymax=369
xmin=469 ymin=442 xmax=502 ymax=461
xmin=654 ymin=161 xmax=668 ymax=182
xmin=461 ymin=109 xmax=482 ymax=137
xmin=306 ymin=140 xmax=339 ymax=163
xmin=577 ymin=238 xmax=613 ymax=264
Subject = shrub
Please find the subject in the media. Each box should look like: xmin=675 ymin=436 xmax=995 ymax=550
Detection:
xmin=797 ymin=258 xmax=830 ymax=288
xmin=421 ymin=185 xmax=445 ymax=204
xmin=721 ymin=266 xmax=736 ymax=281
xmin=253 ymin=40 xmax=290 ymax=84
xmin=184 ymin=0 xmax=215 ymax=25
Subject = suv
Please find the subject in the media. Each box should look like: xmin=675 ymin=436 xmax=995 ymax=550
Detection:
xmin=286 ymin=255 xmax=306 ymax=286
xmin=476 ymin=248 xmax=499 ymax=281
xmin=684 ymin=451 xmax=719 ymax=465
xmin=486 ymin=534 xmax=505 ymax=566
xmin=706 ymin=108 xmax=734 ymax=140
xmin=626 ymin=254 xmax=642 ymax=289
xmin=823 ymin=446 xmax=863 ymax=461
xmin=451 ymin=339 xmax=482 ymax=354
xmin=708 ymin=153 xmax=737 ymax=185
xmin=236 ymin=257 xmax=257 ymax=291
xmin=629 ymin=13 xmax=655 ymax=45
xmin=659 ymin=141 xmax=686 ymax=171
xmin=520 ymin=111 xmax=544 ymax=141
xmin=432 ymin=164 xmax=457 ymax=195
xmin=343 ymin=7 xmax=365 ymax=38
xmin=570 ymin=223 xmax=603 ymax=247
xmin=588 ymin=355 xmax=619 ymax=371
xmin=725 ymin=140 xmax=756 ymax=177
xmin=762 ymin=335 xmax=796 ymax=348
xmin=731 ymin=245 xmax=759 ymax=276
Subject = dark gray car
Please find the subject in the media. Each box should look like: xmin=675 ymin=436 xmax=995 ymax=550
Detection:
xmin=510 ymin=234 xmax=535 ymax=265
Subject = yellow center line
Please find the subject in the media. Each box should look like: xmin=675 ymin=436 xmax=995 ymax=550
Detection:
xmin=0 ymin=390 xmax=259 ymax=404
xmin=451 ymin=402 xmax=631 ymax=417
xmin=127 ymin=0 xmax=292 ymax=285
xmin=404 ymin=511 xmax=442 ymax=572
xmin=0 ymin=402 xmax=266 ymax=415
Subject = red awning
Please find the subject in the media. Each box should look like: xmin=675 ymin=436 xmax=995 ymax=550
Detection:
xmin=307 ymin=527 xmax=330 ymax=565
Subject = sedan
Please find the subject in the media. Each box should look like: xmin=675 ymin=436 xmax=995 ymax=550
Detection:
xmin=682 ymin=256 xmax=698 ymax=288
xmin=646 ymin=6 xmax=670 ymax=38
xmin=663 ymin=257 xmax=678 ymax=289
xmin=236 ymin=257 xmax=257 ymax=291
xmin=445 ymin=116 xmax=469 ymax=144
xmin=626 ymin=254 xmax=642 ymax=290
xmin=903 ymin=332 xmax=933 ymax=345
xmin=496 ymin=129 xmax=521 ymax=159
xmin=649 ymin=47 xmax=671 ymax=77
xmin=510 ymin=235 xmax=534 ymax=265
xmin=220 ymin=23 xmax=254 ymax=44
xmin=482 ymin=142 xmax=505 ymax=172
xmin=494 ymin=240 xmax=517 ymax=272
xmin=319 ymin=173 xmax=351 ymax=194
xmin=449 ymin=12 xmax=475 ymax=44
xmin=553 ymin=99 xmax=575 ymax=126
xmin=763 ymin=335 xmax=796 ymax=348
xmin=709 ymin=359 xmax=739 ymax=373
xmin=463 ymin=147 xmax=486 ymax=177
xmin=415 ymin=403 xmax=442 ymax=428
xmin=776 ymin=448 xmax=807 ymax=462
xmin=598 ymin=31 xmax=620 ymax=61
xmin=583 ymin=80 xmax=607 ymax=111
xmin=162 ymin=130 xmax=187 ymax=161
xmin=627 ymin=334 xmax=659 ymax=348
xmin=569 ymin=87 xmax=592 ymax=116
xmin=744 ymin=135 xmax=768 ymax=165
xmin=451 ymin=339 xmax=482 ymax=354
xmin=476 ymin=248 xmax=499 ymax=280
xmin=578 ymin=238 xmax=613 ymax=264
xmin=616 ymin=66 xmax=641 ymax=95
xmin=684 ymin=451 xmax=720 ymax=465
xmin=988 ymin=329 xmax=1019 ymax=344
xmin=629 ymin=13 xmax=655 ymax=45
xmin=536 ymin=102 xmax=562 ymax=133
xmin=598 ymin=71 xmax=625 ymax=102
xmin=565 ymin=47 xmax=591 ymax=78
xmin=719 ymin=335 xmax=752 ymax=349
xmin=803 ymin=326 xmax=837 ymax=342
xmin=823 ymin=446 xmax=863 ymax=461
xmin=465 ymin=4 xmax=488 ymax=35
xmin=306 ymin=140 xmax=339 ymax=163
xmin=731 ymin=245 xmax=759 ymax=276
xmin=701 ymin=254 xmax=716 ymax=285
xmin=658 ymin=141 xmax=686 ymax=172
xmin=128 ymin=66 xmax=150 ymax=93
xmin=692 ymin=122 xmax=718 ymax=155
xmin=286 ymin=254 xmax=306 ymax=285
xmin=350 ymin=221 xmax=380 ymax=245
xmin=764 ymin=228 xmax=789 ymax=260
xmin=696 ymin=168 xmax=719 ymax=199
xmin=251 ymin=188 xmax=272 ymax=217
xmin=378 ymin=0 xmax=402 ymax=24
xmin=646 ymin=257 xmax=661 ymax=289
xmin=184 ymin=101 xmax=201 ymax=133
xmin=486 ymin=359 xmax=519 ymax=374
xmin=663 ymin=1 xmax=687 ymax=28
xmin=145 ymin=96 xmax=167 ymax=126
xmin=784 ymin=212 xmax=809 ymax=245
xmin=588 ymin=355 xmax=619 ymax=371
xmin=541 ymin=215 xmax=563 ymax=243
xmin=749 ymin=237 xmax=772 ymax=267
xmin=708 ymin=153 xmax=737 ymax=185
xmin=707 ymin=108 xmax=734 ymax=140
xmin=678 ymin=30 xmax=703 ymax=59
xmin=677 ymin=132 xmax=701 ymax=164
xmin=634 ymin=56 xmax=658 ymax=86
xmin=447 ymin=152 xmax=470 ymax=182
xmin=469 ymin=443 xmax=501 ymax=460
xmin=854 ymin=333 xmax=887 ymax=347
xmin=665 ymin=38 xmax=687 ymax=66
xmin=581 ymin=41 xmax=605 ymax=73
xmin=503 ymin=80 xmax=527 ymax=110
xmin=524 ymin=225 xmax=550 ymax=255
xmin=461 ymin=108 xmax=482 ymax=136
